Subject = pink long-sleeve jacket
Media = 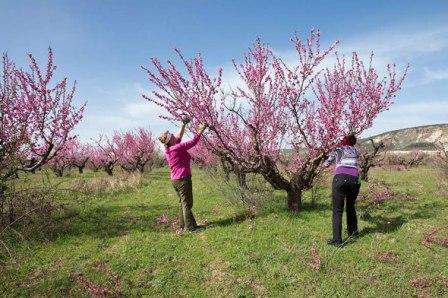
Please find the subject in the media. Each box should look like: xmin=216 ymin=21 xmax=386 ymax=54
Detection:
xmin=164 ymin=134 xmax=201 ymax=180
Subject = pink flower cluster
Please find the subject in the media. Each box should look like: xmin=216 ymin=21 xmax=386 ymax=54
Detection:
xmin=88 ymin=128 xmax=157 ymax=176
xmin=0 ymin=48 xmax=85 ymax=181
xmin=113 ymin=128 xmax=156 ymax=173
xmin=47 ymin=138 xmax=92 ymax=175
xmin=142 ymin=29 xmax=408 ymax=211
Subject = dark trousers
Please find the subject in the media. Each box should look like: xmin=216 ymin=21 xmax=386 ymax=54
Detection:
xmin=332 ymin=174 xmax=360 ymax=242
xmin=172 ymin=176 xmax=197 ymax=230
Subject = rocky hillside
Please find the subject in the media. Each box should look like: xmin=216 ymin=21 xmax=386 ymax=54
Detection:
xmin=363 ymin=124 xmax=448 ymax=151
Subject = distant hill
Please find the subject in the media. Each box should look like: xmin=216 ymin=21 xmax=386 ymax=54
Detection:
xmin=363 ymin=124 xmax=448 ymax=151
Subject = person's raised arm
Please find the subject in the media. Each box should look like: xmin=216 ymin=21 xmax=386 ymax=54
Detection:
xmin=172 ymin=123 xmax=207 ymax=151
xmin=174 ymin=117 xmax=190 ymax=142
xmin=323 ymin=149 xmax=338 ymax=167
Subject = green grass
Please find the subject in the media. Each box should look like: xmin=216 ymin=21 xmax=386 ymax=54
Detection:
xmin=0 ymin=167 xmax=447 ymax=297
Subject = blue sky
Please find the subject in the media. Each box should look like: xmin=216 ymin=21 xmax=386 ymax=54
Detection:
xmin=1 ymin=0 xmax=448 ymax=142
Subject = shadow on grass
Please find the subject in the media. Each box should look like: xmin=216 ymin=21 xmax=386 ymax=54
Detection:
xmin=0 ymin=203 xmax=180 ymax=246
xmin=207 ymin=211 xmax=257 ymax=228
xmin=358 ymin=214 xmax=406 ymax=236
xmin=344 ymin=204 xmax=442 ymax=245
xmin=54 ymin=203 xmax=178 ymax=238
xmin=207 ymin=199 xmax=329 ymax=228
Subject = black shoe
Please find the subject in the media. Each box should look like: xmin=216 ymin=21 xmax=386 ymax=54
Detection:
xmin=348 ymin=231 xmax=359 ymax=238
xmin=327 ymin=239 xmax=342 ymax=247
xmin=188 ymin=226 xmax=205 ymax=233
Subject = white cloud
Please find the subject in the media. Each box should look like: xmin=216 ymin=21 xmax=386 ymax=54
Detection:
xmin=124 ymin=101 xmax=163 ymax=118
xmin=363 ymin=100 xmax=448 ymax=137
xmin=423 ymin=67 xmax=448 ymax=82
xmin=73 ymin=81 xmax=180 ymax=142
xmin=343 ymin=27 xmax=448 ymax=58
xmin=74 ymin=22 xmax=448 ymax=143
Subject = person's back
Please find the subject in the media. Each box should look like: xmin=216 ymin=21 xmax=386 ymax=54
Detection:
xmin=331 ymin=145 xmax=359 ymax=177
xmin=325 ymin=134 xmax=361 ymax=246
xmin=164 ymin=135 xmax=200 ymax=180
xmin=158 ymin=120 xmax=207 ymax=232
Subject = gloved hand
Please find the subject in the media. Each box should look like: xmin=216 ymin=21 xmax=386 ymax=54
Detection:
xmin=198 ymin=123 xmax=208 ymax=134
xmin=182 ymin=116 xmax=190 ymax=125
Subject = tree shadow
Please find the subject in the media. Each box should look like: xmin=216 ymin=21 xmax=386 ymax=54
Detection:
xmin=207 ymin=210 xmax=257 ymax=228
xmin=1 ymin=203 xmax=179 ymax=245
xmin=207 ymin=200 xmax=329 ymax=228
xmin=300 ymin=202 xmax=328 ymax=213
xmin=343 ymin=205 xmax=441 ymax=245
xmin=358 ymin=214 xmax=406 ymax=236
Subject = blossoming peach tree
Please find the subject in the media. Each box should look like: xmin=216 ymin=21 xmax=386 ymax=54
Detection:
xmin=0 ymin=49 xmax=85 ymax=207
xmin=113 ymin=128 xmax=157 ymax=173
xmin=142 ymin=30 xmax=408 ymax=212
xmin=89 ymin=128 xmax=157 ymax=175
xmin=69 ymin=139 xmax=91 ymax=174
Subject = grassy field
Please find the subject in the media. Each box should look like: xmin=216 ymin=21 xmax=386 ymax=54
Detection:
xmin=0 ymin=166 xmax=447 ymax=297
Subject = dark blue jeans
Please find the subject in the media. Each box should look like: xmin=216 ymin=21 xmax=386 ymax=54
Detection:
xmin=332 ymin=174 xmax=360 ymax=242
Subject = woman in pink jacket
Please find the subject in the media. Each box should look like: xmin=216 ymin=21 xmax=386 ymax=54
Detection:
xmin=158 ymin=118 xmax=207 ymax=232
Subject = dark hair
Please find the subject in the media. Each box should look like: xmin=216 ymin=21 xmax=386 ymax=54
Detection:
xmin=346 ymin=133 xmax=357 ymax=146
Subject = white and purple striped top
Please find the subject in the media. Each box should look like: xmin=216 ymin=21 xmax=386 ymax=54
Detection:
xmin=325 ymin=146 xmax=359 ymax=177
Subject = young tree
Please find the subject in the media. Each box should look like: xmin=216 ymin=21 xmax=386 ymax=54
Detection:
xmin=358 ymin=139 xmax=386 ymax=182
xmin=113 ymin=128 xmax=157 ymax=173
xmin=435 ymin=142 xmax=448 ymax=179
xmin=406 ymin=149 xmax=425 ymax=168
xmin=142 ymin=30 xmax=407 ymax=212
xmin=93 ymin=137 xmax=117 ymax=176
xmin=0 ymin=49 xmax=85 ymax=206
xmin=389 ymin=149 xmax=425 ymax=169
xmin=69 ymin=139 xmax=91 ymax=174
xmin=88 ymin=146 xmax=104 ymax=172
xmin=47 ymin=139 xmax=75 ymax=177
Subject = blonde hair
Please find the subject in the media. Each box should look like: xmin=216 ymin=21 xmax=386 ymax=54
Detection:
xmin=158 ymin=131 xmax=172 ymax=146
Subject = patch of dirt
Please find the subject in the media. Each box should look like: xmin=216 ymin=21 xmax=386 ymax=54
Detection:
xmin=422 ymin=227 xmax=448 ymax=248
xmin=206 ymin=260 xmax=232 ymax=286
xmin=308 ymin=242 xmax=321 ymax=270
xmin=236 ymin=276 xmax=268 ymax=297
xmin=70 ymin=273 xmax=113 ymax=297
xmin=19 ymin=268 xmax=45 ymax=289
xmin=70 ymin=260 xmax=122 ymax=296
xmin=409 ymin=277 xmax=431 ymax=289
xmin=92 ymin=261 xmax=122 ymax=292
xmin=211 ymin=206 xmax=220 ymax=215
xmin=374 ymin=251 xmax=399 ymax=263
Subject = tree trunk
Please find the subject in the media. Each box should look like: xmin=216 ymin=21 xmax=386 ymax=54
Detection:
xmin=0 ymin=185 xmax=5 ymax=227
xmin=8 ymin=193 xmax=14 ymax=223
xmin=286 ymin=189 xmax=302 ymax=213
xmin=236 ymin=171 xmax=247 ymax=189
xmin=223 ymin=169 xmax=230 ymax=182
xmin=104 ymin=166 xmax=113 ymax=176
xmin=77 ymin=166 xmax=84 ymax=174
xmin=360 ymin=167 xmax=369 ymax=182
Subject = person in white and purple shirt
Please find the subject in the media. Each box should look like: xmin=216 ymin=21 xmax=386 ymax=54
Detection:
xmin=324 ymin=133 xmax=360 ymax=246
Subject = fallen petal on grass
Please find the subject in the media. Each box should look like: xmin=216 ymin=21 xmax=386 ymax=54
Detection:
xmin=309 ymin=242 xmax=321 ymax=271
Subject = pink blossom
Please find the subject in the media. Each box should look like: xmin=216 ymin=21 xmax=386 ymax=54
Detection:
xmin=113 ymin=128 xmax=157 ymax=173
xmin=142 ymin=30 xmax=408 ymax=212
xmin=0 ymin=48 xmax=85 ymax=181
